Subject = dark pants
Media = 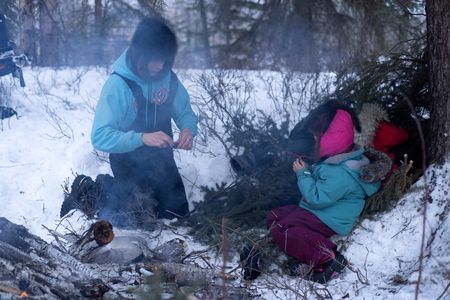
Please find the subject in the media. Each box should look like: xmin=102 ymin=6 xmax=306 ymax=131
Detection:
xmin=109 ymin=147 xmax=189 ymax=219
xmin=267 ymin=205 xmax=336 ymax=266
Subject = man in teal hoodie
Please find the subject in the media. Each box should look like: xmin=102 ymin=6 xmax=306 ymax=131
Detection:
xmin=91 ymin=17 xmax=198 ymax=220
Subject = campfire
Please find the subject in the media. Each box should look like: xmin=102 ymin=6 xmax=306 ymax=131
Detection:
xmin=19 ymin=291 xmax=28 ymax=298
xmin=0 ymin=217 xmax=253 ymax=299
xmin=0 ymin=282 xmax=28 ymax=298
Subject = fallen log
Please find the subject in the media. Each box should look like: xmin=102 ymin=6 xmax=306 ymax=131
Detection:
xmin=0 ymin=218 xmax=137 ymax=299
xmin=145 ymin=261 xmax=237 ymax=286
xmin=0 ymin=218 xmax=254 ymax=299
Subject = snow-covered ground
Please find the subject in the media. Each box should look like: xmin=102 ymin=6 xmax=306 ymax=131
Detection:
xmin=0 ymin=67 xmax=448 ymax=299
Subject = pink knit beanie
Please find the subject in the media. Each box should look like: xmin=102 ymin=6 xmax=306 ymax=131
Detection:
xmin=319 ymin=109 xmax=355 ymax=158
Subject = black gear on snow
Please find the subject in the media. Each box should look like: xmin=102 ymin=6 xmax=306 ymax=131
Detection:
xmin=240 ymin=244 xmax=263 ymax=280
xmin=60 ymin=175 xmax=101 ymax=218
xmin=0 ymin=106 xmax=17 ymax=120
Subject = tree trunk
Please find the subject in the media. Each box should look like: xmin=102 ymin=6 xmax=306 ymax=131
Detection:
xmin=94 ymin=0 xmax=104 ymax=63
xmin=198 ymin=0 xmax=212 ymax=68
xmin=38 ymin=0 xmax=59 ymax=66
xmin=80 ymin=0 xmax=89 ymax=37
xmin=292 ymin=0 xmax=318 ymax=72
xmin=19 ymin=0 xmax=37 ymax=60
xmin=94 ymin=0 xmax=102 ymax=29
xmin=426 ymin=0 xmax=450 ymax=164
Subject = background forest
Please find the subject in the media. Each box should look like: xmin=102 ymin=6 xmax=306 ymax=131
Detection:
xmin=0 ymin=1 xmax=449 ymax=299
xmin=2 ymin=0 xmax=425 ymax=70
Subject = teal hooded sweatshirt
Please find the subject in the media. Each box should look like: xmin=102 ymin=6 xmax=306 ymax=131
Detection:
xmin=91 ymin=49 xmax=198 ymax=153
xmin=296 ymin=147 xmax=380 ymax=235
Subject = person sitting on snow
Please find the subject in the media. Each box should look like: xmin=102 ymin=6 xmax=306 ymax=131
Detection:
xmin=356 ymin=102 xmax=409 ymax=180
xmin=273 ymin=101 xmax=382 ymax=283
xmin=241 ymin=100 xmax=389 ymax=283
xmin=91 ymin=16 xmax=198 ymax=220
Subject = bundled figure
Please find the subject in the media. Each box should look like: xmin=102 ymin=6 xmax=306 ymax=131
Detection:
xmin=242 ymin=101 xmax=388 ymax=283
xmin=356 ymin=103 xmax=409 ymax=178
xmin=91 ymin=17 xmax=198 ymax=220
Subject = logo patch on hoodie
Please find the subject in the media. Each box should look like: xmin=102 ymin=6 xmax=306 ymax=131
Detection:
xmin=151 ymin=88 xmax=169 ymax=105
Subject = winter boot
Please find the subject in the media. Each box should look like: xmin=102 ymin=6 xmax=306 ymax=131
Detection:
xmin=240 ymin=245 xmax=263 ymax=280
xmin=309 ymin=250 xmax=348 ymax=284
xmin=286 ymin=260 xmax=312 ymax=277
xmin=60 ymin=175 xmax=100 ymax=218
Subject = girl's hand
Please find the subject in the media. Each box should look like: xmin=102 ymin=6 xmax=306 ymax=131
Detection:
xmin=293 ymin=159 xmax=308 ymax=173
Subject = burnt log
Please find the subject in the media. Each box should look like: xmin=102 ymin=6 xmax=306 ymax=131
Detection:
xmin=0 ymin=218 xmax=253 ymax=299
xmin=0 ymin=218 xmax=142 ymax=299
xmin=146 ymin=262 xmax=237 ymax=286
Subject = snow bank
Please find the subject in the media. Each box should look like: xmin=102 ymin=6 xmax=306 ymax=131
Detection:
xmin=0 ymin=66 xmax=447 ymax=299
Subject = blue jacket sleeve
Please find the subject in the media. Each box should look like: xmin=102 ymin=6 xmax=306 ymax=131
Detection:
xmin=172 ymin=80 xmax=198 ymax=135
xmin=296 ymin=165 xmax=352 ymax=209
xmin=91 ymin=76 xmax=144 ymax=153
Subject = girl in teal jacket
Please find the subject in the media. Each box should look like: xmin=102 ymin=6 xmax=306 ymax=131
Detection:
xmin=266 ymin=102 xmax=381 ymax=284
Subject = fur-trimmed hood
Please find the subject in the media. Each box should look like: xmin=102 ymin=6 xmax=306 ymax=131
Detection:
xmin=355 ymin=103 xmax=389 ymax=146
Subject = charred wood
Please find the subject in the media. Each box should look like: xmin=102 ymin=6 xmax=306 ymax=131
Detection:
xmin=0 ymin=218 xmax=139 ymax=298
xmin=145 ymin=262 xmax=237 ymax=286
xmin=0 ymin=218 xmax=253 ymax=299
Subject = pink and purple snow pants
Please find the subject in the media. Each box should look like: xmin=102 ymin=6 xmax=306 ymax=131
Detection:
xmin=267 ymin=205 xmax=336 ymax=266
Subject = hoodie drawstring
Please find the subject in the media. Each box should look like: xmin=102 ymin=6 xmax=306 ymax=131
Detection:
xmin=145 ymin=93 xmax=149 ymax=127
xmin=154 ymin=103 xmax=157 ymax=128
xmin=146 ymin=82 xmax=157 ymax=129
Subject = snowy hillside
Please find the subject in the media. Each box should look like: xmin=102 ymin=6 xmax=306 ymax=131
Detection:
xmin=0 ymin=67 xmax=448 ymax=299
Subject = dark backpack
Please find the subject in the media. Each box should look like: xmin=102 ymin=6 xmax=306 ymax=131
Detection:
xmin=0 ymin=12 xmax=26 ymax=87
xmin=0 ymin=13 xmax=10 ymax=52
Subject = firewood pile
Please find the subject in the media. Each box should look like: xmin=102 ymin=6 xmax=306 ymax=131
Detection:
xmin=0 ymin=218 xmax=254 ymax=299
